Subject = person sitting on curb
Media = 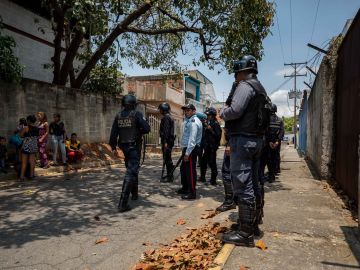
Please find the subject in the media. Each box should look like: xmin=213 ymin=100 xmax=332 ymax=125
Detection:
xmin=65 ymin=133 xmax=83 ymax=163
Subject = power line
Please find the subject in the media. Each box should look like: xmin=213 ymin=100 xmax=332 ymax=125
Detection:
xmin=290 ymin=0 xmax=293 ymax=61
xmin=284 ymin=62 xmax=307 ymax=148
xmin=306 ymin=0 xmax=321 ymax=61
xmin=275 ymin=10 xmax=286 ymax=63
xmin=270 ymin=52 xmax=320 ymax=96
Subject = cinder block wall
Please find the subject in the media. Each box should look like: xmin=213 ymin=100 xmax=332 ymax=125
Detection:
xmin=0 ymin=79 xmax=125 ymax=144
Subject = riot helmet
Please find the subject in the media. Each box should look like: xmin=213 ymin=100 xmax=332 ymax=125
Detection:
xmin=205 ymin=107 xmax=217 ymax=116
xmin=233 ymin=55 xmax=258 ymax=74
xmin=158 ymin=102 xmax=171 ymax=113
xmin=122 ymin=94 xmax=137 ymax=109
xmin=271 ymin=103 xmax=277 ymax=113
xmin=196 ymin=112 xmax=207 ymax=121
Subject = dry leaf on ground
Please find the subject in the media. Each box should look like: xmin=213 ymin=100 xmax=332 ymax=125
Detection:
xmin=23 ymin=190 xmax=35 ymax=195
xmin=95 ymin=236 xmax=109 ymax=244
xmin=132 ymin=223 xmax=224 ymax=270
xmin=133 ymin=262 xmax=157 ymax=270
xmin=255 ymin=240 xmax=267 ymax=250
xmin=240 ymin=266 xmax=249 ymax=270
xmin=201 ymin=211 xmax=217 ymax=219
xmin=272 ymin=232 xmax=280 ymax=237
xmin=176 ymin=218 xmax=186 ymax=225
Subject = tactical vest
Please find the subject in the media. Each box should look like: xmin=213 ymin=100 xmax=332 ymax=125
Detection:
xmin=225 ymin=77 xmax=270 ymax=136
xmin=268 ymin=114 xmax=282 ymax=135
xmin=117 ymin=110 xmax=139 ymax=144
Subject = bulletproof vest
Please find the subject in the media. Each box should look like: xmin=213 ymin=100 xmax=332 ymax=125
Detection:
xmin=268 ymin=114 xmax=281 ymax=135
xmin=117 ymin=110 xmax=139 ymax=144
xmin=225 ymin=77 xmax=269 ymax=136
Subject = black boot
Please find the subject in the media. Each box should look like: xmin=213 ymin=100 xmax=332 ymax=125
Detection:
xmin=210 ymin=170 xmax=218 ymax=186
xmin=268 ymin=173 xmax=275 ymax=183
xmin=166 ymin=164 xmax=174 ymax=182
xmin=131 ymin=176 xmax=138 ymax=200
xmin=254 ymin=197 xmax=264 ymax=238
xmin=216 ymin=181 xmax=236 ymax=212
xmin=198 ymin=175 xmax=206 ymax=183
xmin=199 ymin=164 xmax=206 ymax=183
xmin=118 ymin=180 xmax=132 ymax=212
xmin=222 ymin=203 xmax=255 ymax=247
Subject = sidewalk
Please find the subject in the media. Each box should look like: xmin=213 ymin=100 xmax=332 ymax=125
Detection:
xmin=223 ymin=145 xmax=360 ymax=270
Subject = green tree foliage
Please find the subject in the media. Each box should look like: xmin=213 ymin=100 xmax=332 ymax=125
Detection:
xmin=283 ymin=116 xmax=295 ymax=133
xmin=0 ymin=20 xmax=23 ymax=83
xmin=42 ymin=0 xmax=274 ymax=89
xmin=83 ymin=60 xmax=122 ymax=96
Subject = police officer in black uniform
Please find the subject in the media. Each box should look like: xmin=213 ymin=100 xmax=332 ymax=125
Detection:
xmin=199 ymin=107 xmax=222 ymax=185
xmin=260 ymin=104 xmax=284 ymax=183
xmin=109 ymin=94 xmax=150 ymax=212
xmin=216 ymin=128 xmax=236 ymax=212
xmin=158 ymin=102 xmax=175 ymax=183
xmin=221 ymin=55 xmax=270 ymax=247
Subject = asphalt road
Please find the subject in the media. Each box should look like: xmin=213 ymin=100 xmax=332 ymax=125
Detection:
xmin=0 ymin=155 xmax=225 ymax=270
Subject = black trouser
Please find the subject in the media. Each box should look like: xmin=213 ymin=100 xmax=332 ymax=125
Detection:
xmin=275 ymin=143 xmax=281 ymax=173
xmin=180 ymin=147 xmax=199 ymax=194
xmin=121 ymin=143 xmax=140 ymax=196
xmin=200 ymin=146 xmax=218 ymax=182
xmin=198 ymin=145 xmax=204 ymax=166
xmin=260 ymin=144 xmax=278 ymax=180
xmin=162 ymin=144 xmax=174 ymax=175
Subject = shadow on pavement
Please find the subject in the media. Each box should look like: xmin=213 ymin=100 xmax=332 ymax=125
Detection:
xmin=0 ymin=159 xmax=225 ymax=249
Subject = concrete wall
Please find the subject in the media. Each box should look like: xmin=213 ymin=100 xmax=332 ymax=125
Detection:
xmin=0 ymin=79 xmax=127 ymax=144
xmin=298 ymin=92 xmax=308 ymax=155
xmin=306 ymin=56 xmax=336 ymax=179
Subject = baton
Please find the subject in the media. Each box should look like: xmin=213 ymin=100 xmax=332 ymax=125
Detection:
xmin=161 ymin=153 xmax=184 ymax=180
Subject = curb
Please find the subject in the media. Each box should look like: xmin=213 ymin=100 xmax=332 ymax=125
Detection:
xmin=208 ymin=243 xmax=235 ymax=270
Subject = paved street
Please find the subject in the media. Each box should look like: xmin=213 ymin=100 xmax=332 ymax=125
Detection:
xmin=224 ymin=146 xmax=360 ymax=270
xmin=1 ymin=147 xmax=360 ymax=270
xmin=0 ymin=155 xmax=224 ymax=270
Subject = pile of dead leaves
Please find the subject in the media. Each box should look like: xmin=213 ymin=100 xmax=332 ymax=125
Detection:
xmin=132 ymin=222 xmax=226 ymax=270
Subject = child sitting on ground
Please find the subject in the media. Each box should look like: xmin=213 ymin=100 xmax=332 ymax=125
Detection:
xmin=65 ymin=133 xmax=84 ymax=163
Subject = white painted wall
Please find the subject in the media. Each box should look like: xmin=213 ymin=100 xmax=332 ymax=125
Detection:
xmin=0 ymin=0 xmax=84 ymax=84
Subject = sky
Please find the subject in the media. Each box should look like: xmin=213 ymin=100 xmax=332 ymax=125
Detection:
xmin=121 ymin=0 xmax=360 ymax=117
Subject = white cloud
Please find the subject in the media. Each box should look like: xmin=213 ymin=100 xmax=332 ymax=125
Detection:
xmin=269 ymin=89 xmax=293 ymax=118
xmin=275 ymin=66 xmax=306 ymax=77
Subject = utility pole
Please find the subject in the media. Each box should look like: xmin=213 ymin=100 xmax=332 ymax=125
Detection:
xmin=284 ymin=62 xmax=307 ymax=148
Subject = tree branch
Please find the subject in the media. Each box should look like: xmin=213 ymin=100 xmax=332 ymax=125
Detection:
xmin=50 ymin=1 xmax=65 ymax=84
xmin=73 ymin=1 xmax=155 ymax=88
xmin=59 ymin=30 xmax=84 ymax=85
xmin=157 ymin=7 xmax=188 ymax=28
xmin=126 ymin=26 xmax=198 ymax=35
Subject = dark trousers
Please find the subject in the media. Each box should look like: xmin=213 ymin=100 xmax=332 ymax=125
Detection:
xmin=230 ymin=135 xmax=263 ymax=206
xmin=120 ymin=144 xmax=140 ymax=184
xmin=222 ymin=152 xmax=231 ymax=184
xmin=260 ymin=144 xmax=278 ymax=180
xmin=162 ymin=144 xmax=174 ymax=175
xmin=275 ymin=143 xmax=281 ymax=172
xmin=200 ymin=146 xmax=218 ymax=182
xmin=198 ymin=146 xmax=204 ymax=166
xmin=180 ymin=147 xmax=198 ymax=194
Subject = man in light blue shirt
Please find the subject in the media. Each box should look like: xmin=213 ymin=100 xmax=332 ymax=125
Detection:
xmin=178 ymin=104 xmax=202 ymax=200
